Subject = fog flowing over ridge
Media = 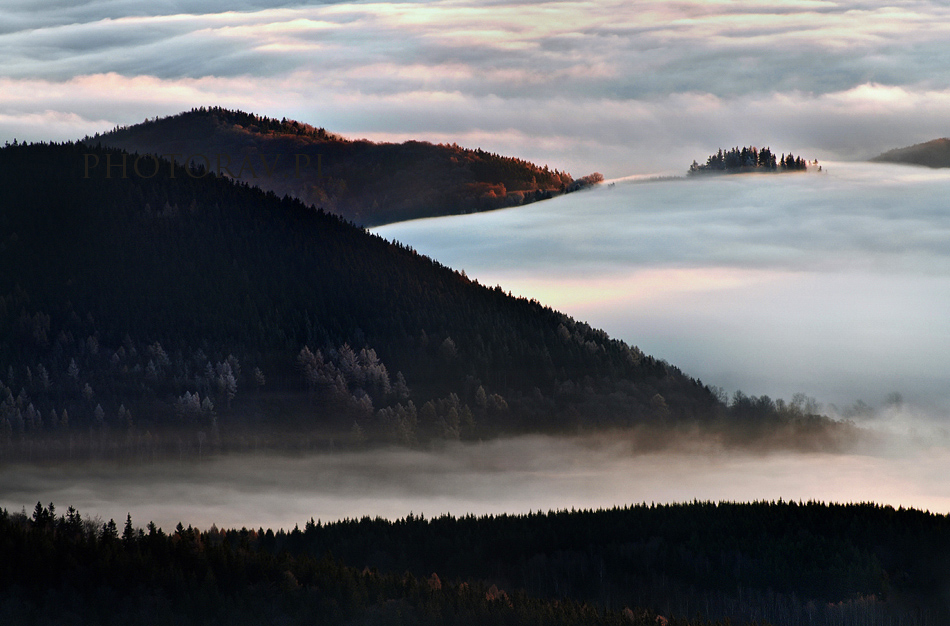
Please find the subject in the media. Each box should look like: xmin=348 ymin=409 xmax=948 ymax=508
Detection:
xmin=376 ymin=162 xmax=950 ymax=414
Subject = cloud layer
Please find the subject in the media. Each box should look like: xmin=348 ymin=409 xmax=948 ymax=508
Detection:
xmin=376 ymin=163 xmax=950 ymax=410
xmin=4 ymin=429 xmax=950 ymax=530
xmin=4 ymin=1 xmax=950 ymax=175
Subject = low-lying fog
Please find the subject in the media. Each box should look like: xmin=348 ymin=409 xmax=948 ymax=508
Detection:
xmin=376 ymin=162 xmax=950 ymax=414
xmin=2 ymin=425 xmax=950 ymax=531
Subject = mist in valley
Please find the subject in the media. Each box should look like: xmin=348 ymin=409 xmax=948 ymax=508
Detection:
xmin=2 ymin=412 xmax=948 ymax=532
xmin=376 ymin=162 xmax=950 ymax=414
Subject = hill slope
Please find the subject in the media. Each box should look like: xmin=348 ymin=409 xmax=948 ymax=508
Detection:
xmin=0 ymin=141 xmax=849 ymax=459
xmin=871 ymin=138 xmax=950 ymax=168
xmin=86 ymin=107 xmax=598 ymax=226
xmin=0 ymin=141 xmax=719 ymax=454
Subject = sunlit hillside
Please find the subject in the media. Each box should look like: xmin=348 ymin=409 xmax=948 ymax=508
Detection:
xmin=86 ymin=107 xmax=600 ymax=226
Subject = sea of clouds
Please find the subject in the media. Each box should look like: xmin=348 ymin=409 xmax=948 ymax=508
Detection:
xmin=377 ymin=162 xmax=950 ymax=415
xmin=5 ymin=1 xmax=950 ymax=175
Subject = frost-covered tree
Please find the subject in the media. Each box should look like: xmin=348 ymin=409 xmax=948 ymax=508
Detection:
xmin=253 ymin=367 xmax=266 ymax=389
xmin=35 ymin=364 xmax=51 ymax=391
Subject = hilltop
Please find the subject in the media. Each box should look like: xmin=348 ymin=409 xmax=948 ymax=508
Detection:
xmin=85 ymin=107 xmax=602 ymax=226
xmin=871 ymin=138 xmax=950 ymax=168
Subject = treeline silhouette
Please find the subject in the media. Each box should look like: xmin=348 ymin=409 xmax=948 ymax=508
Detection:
xmin=0 ymin=142 xmax=851 ymax=460
xmin=0 ymin=503 xmax=701 ymax=626
xmin=3 ymin=500 xmax=946 ymax=625
xmin=689 ymin=146 xmax=808 ymax=175
xmin=88 ymin=107 xmax=600 ymax=226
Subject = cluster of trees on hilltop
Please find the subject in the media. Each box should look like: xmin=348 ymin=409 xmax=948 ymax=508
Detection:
xmin=3 ymin=500 xmax=947 ymax=625
xmin=689 ymin=146 xmax=808 ymax=175
xmin=87 ymin=108 xmax=599 ymax=226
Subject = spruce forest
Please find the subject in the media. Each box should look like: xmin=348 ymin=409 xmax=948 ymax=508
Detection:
xmin=688 ymin=147 xmax=809 ymax=175
xmin=2 ymin=500 xmax=947 ymax=625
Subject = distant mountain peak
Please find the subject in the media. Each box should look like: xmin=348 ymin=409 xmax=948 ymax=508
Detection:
xmin=871 ymin=138 xmax=950 ymax=168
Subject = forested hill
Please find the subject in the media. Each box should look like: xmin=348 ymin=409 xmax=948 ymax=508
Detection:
xmin=871 ymin=138 xmax=950 ymax=168
xmin=0 ymin=142 xmax=849 ymax=459
xmin=85 ymin=107 xmax=601 ymax=227
xmin=0 ymin=141 xmax=688 ymax=453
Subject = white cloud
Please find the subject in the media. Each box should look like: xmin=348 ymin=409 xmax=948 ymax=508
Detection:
xmin=375 ymin=163 xmax=950 ymax=408
xmin=4 ymin=1 xmax=950 ymax=173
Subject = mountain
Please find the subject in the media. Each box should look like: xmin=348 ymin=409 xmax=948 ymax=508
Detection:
xmin=0 ymin=140 xmax=847 ymax=460
xmin=871 ymin=138 xmax=950 ymax=168
xmin=85 ymin=107 xmax=600 ymax=227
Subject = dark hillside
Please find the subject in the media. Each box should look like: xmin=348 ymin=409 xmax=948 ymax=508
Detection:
xmin=0 ymin=141 xmax=774 ymax=458
xmin=87 ymin=108 xmax=596 ymax=226
xmin=871 ymin=138 xmax=950 ymax=168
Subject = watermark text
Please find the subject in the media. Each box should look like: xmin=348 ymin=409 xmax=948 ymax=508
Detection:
xmin=83 ymin=152 xmax=323 ymax=180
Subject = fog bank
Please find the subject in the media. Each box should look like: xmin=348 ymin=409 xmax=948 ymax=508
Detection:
xmin=2 ymin=425 xmax=948 ymax=531
xmin=376 ymin=162 xmax=950 ymax=413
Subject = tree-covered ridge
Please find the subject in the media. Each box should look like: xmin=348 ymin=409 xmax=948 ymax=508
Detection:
xmin=688 ymin=146 xmax=810 ymax=175
xmin=296 ymin=500 xmax=950 ymax=625
xmin=0 ymin=141 xmax=853 ymax=461
xmin=87 ymin=107 xmax=601 ymax=226
xmin=3 ymin=500 xmax=947 ymax=625
xmin=0 ymin=503 xmax=713 ymax=626
xmin=0 ymin=142 xmax=681 ymax=453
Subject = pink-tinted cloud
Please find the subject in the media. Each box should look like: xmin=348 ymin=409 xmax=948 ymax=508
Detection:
xmin=4 ymin=1 xmax=950 ymax=174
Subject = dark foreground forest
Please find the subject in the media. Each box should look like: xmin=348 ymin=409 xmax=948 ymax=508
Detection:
xmin=0 ymin=141 xmax=853 ymax=461
xmin=3 ymin=500 xmax=946 ymax=626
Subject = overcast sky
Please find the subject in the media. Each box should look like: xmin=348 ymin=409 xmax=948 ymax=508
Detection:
xmin=3 ymin=0 xmax=950 ymax=176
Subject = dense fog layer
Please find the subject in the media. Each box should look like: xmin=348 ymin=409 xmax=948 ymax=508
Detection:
xmin=376 ymin=163 xmax=950 ymax=413
xmin=2 ymin=424 xmax=948 ymax=531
